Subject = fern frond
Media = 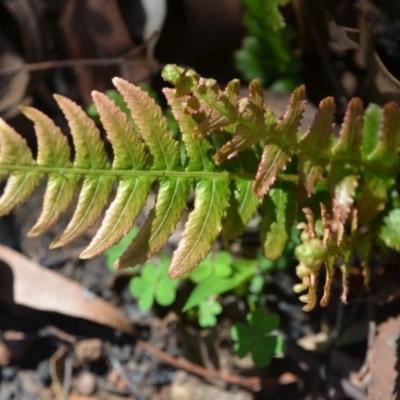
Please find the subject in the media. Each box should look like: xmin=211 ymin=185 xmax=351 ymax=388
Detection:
xmin=1 ymin=64 xmax=400 ymax=308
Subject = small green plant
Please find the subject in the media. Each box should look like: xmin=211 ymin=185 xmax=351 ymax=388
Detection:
xmin=183 ymin=255 xmax=258 ymax=312
xmin=129 ymin=255 xmax=179 ymax=311
xmin=231 ymin=308 xmax=284 ymax=368
xmin=197 ymin=299 xmax=223 ymax=328
xmin=235 ymin=0 xmax=299 ymax=86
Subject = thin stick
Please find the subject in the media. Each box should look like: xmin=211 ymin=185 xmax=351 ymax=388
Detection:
xmin=136 ymin=339 xmax=266 ymax=390
xmin=0 ymin=40 xmax=158 ymax=77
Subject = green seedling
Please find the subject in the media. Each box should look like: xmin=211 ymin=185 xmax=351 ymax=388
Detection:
xmin=198 ymin=299 xmax=223 ymax=328
xmin=183 ymin=257 xmax=257 ymax=312
xmin=231 ymin=309 xmax=284 ymax=368
xmin=189 ymin=251 xmax=233 ymax=283
xmin=129 ymin=255 xmax=179 ymax=311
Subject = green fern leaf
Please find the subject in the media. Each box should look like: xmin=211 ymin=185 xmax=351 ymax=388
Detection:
xmin=194 ymin=79 xmax=240 ymax=136
xmin=366 ymin=102 xmax=400 ymax=168
xmin=379 ymin=208 xmax=400 ymax=251
xmin=328 ymin=98 xmax=364 ymax=221
xmin=91 ymin=91 xmax=148 ymax=170
xmin=358 ymin=102 xmax=400 ymax=224
xmin=50 ymin=95 xmax=113 ymax=248
xmin=221 ymin=147 xmax=260 ymax=241
xmin=116 ymin=178 xmax=191 ymax=268
xmin=113 ymin=78 xmax=180 ymax=170
xmin=20 ymin=107 xmax=77 ymax=236
xmin=0 ymin=119 xmax=42 ymax=214
xmin=298 ymin=97 xmax=335 ymax=195
xmin=110 ymin=80 xmax=188 ymax=268
xmin=260 ymin=181 xmax=296 ymax=260
xmin=163 ymin=89 xmax=215 ymax=171
xmin=169 ymin=178 xmax=230 ymax=278
xmin=253 ymin=85 xmax=305 ymax=197
xmin=361 ymin=104 xmax=382 ymax=161
xmin=215 ymin=80 xmax=268 ymax=163
xmin=166 ymin=81 xmax=232 ymax=274
xmin=222 ymin=178 xmax=260 ymax=240
xmin=80 ymin=92 xmax=152 ymax=258
xmin=163 ymin=65 xmax=272 ymax=164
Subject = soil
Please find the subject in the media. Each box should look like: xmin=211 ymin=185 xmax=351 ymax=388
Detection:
xmin=0 ymin=184 xmax=383 ymax=400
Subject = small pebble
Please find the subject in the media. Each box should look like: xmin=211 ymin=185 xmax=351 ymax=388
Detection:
xmin=1 ymin=366 xmax=17 ymax=381
xmin=0 ymin=383 xmax=12 ymax=400
xmin=75 ymin=371 xmax=96 ymax=395
xmin=37 ymin=359 xmax=51 ymax=384
xmin=74 ymin=339 xmax=103 ymax=366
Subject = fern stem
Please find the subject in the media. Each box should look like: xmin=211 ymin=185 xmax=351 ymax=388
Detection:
xmin=0 ymin=164 xmax=301 ymax=182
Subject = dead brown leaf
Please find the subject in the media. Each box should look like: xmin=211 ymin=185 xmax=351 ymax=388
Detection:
xmin=0 ymin=245 xmax=133 ymax=335
xmin=368 ymin=316 xmax=400 ymax=400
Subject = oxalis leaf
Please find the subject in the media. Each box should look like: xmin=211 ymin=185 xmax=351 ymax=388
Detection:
xmin=231 ymin=309 xmax=284 ymax=368
xmin=129 ymin=256 xmax=179 ymax=311
xmin=183 ymin=257 xmax=257 ymax=311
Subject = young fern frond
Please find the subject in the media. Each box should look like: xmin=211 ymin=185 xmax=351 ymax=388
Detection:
xmin=0 ymin=64 xmax=400 ymax=309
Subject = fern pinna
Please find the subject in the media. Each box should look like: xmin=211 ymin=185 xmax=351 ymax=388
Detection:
xmin=0 ymin=64 xmax=399 ymax=311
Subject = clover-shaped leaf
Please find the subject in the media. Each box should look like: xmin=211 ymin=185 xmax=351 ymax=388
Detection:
xmin=231 ymin=309 xmax=283 ymax=368
xmin=213 ymin=251 xmax=234 ymax=277
xmin=129 ymin=255 xmax=179 ymax=311
xmin=198 ymin=300 xmax=223 ymax=328
xmin=189 ymin=258 xmax=212 ymax=283
xmin=189 ymin=251 xmax=233 ymax=283
xmin=183 ymin=258 xmax=257 ymax=312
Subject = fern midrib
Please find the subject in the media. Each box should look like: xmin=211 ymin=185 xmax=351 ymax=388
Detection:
xmin=2 ymin=164 xmax=297 ymax=181
xmin=1 ymin=160 xmax=394 ymax=186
